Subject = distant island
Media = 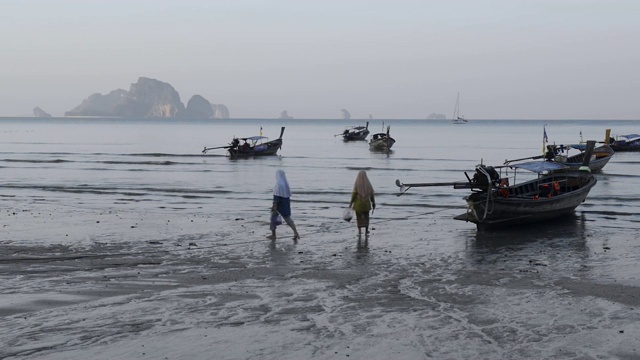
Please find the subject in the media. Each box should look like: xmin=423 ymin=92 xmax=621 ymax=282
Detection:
xmin=279 ymin=110 xmax=294 ymax=119
xmin=33 ymin=106 xmax=52 ymax=118
xmin=65 ymin=77 xmax=229 ymax=119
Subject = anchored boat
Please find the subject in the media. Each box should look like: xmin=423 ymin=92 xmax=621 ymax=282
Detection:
xmin=202 ymin=127 xmax=285 ymax=158
xmin=339 ymin=122 xmax=370 ymax=141
xmin=504 ymin=129 xmax=614 ymax=173
xmin=608 ymin=133 xmax=640 ymax=152
xmin=369 ymin=126 xmax=395 ymax=151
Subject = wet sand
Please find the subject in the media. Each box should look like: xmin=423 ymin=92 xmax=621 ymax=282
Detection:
xmin=1 ymin=204 xmax=639 ymax=359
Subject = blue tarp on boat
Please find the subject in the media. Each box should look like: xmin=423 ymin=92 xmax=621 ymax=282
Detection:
xmin=508 ymin=161 xmax=568 ymax=173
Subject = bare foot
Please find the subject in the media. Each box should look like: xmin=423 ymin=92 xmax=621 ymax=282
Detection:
xmin=293 ymin=234 xmax=300 ymax=240
xmin=266 ymin=234 xmax=276 ymax=240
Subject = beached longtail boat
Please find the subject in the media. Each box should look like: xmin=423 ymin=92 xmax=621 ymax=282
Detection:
xmin=202 ymin=127 xmax=285 ymax=158
xmin=396 ymin=141 xmax=598 ymax=230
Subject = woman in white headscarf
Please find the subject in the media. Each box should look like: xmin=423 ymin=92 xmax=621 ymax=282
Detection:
xmin=349 ymin=170 xmax=375 ymax=236
xmin=268 ymin=170 xmax=300 ymax=240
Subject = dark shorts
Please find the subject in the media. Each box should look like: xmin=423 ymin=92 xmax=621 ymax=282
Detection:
xmin=273 ymin=195 xmax=291 ymax=217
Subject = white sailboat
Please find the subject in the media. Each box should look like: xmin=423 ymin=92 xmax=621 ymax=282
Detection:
xmin=451 ymin=93 xmax=468 ymax=124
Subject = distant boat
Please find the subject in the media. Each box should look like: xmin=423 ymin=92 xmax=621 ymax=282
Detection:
xmin=202 ymin=127 xmax=285 ymax=158
xmin=451 ymin=93 xmax=468 ymax=124
xmin=338 ymin=122 xmax=370 ymax=141
xmin=369 ymin=126 xmax=395 ymax=151
xmin=608 ymin=133 xmax=640 ymax=152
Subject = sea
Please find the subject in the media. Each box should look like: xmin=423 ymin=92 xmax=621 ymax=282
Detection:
xmin=1 ymin=117 xmax=639 ymax=359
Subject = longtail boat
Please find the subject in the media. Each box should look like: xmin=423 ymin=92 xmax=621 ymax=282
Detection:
xmin=202 ymin=127 xmax=285 ymax=158
xmin=369 ymin=126 xmax=395 ymax=151
xmin=338 ymin=122 xmax=370 ymax=141
xmin=504 ymin=129 xmax=614 ymax=173
xmin=396 ymin=141 xmax=598 ymax=230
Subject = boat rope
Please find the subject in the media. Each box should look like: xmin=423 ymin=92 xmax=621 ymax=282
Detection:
xmin=473 ymin=166 xmax=495 ymax=223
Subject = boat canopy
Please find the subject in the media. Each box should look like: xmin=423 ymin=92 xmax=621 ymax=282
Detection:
xmin=240 ymin=136 xmax=268 ymax=141
xmin=566 ymin=143 xmax=586 ymax=151
xmin=508 ymin=161 xmax=568 ymax=173
xmin=619 ymin=134 xmax=640 ymax=141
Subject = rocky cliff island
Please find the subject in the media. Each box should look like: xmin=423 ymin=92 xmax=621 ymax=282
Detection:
xmin=65 ymin=77 xmax=229 ymax=119
xmin=33 ymin=107 xmax=52 ymax=117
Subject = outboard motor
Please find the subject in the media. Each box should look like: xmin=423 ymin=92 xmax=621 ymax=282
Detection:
xmin=472 ymin=165 xmax=500 ymax=191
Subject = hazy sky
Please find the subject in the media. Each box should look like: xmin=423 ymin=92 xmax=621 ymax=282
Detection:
xmin=2 ymin=0 xmax=639 ymax=119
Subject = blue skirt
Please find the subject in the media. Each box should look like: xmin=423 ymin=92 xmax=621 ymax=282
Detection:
xmin=273 ymin=195 xmax=291 ymax=217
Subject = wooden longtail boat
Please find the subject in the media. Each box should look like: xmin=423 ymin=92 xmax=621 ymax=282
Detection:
xmin=202 ymin=127 xmax=285 ymax=158
xmin=505 ymin=144 xmax=614 ymax=173
xmin=339 ymin=122 xmax=370 ymax=141
xmin=397 ymin=141 xmax=598 ymax=230
xmin=369 ymin=126 xmax=395 ymax=151
xmin=504 ymin=129 xmax=614 ymax=173
xmin=608 ymin=133 xmax=640 ymax=152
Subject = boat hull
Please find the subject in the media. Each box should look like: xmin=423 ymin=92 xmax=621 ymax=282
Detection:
xmin=228 ymin=139 xmax=282 ymax=158
xmin=610 ymin=144 xmax=640 ymax=152
xmin=369 ymin=131 xmax=395 ymax=151
xmin=455 ymin=173 xmax=597 ymax=230
xmin=343 ymin=130 xmax=369 ymax=141
xmin=369 ymin=138 xmax=395 ymax=151
xmin=609 ymin=134 xmax=640 ymax=151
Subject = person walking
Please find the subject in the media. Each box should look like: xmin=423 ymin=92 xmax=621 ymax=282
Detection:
xmin=349 ymin=170 xmax=375 ymax=236
xmin=268 ymin=170 xmax=300 ymax=241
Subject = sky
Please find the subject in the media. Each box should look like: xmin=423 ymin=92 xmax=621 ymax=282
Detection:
xmin=1 ymin=0 xmax=639 ymax=119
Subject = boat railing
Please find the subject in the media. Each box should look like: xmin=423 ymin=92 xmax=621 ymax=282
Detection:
xmin=500 ymin=179 xmax=567 ymax=198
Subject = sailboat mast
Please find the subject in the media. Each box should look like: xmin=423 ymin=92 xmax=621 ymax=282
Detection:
xmin=453 ymin=93 xmax=459 ymax=119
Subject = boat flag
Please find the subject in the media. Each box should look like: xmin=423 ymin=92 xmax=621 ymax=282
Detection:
xmin=542 ymin=125 xmax=548 ymax=156
xmin=260 ymin=126 xmax=263 ymax=136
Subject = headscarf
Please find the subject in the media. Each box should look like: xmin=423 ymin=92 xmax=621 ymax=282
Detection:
xmin=273 ymin=169 xmax=291 ymax=198
xmin=353 ymin=170 xmax=374 ymax=199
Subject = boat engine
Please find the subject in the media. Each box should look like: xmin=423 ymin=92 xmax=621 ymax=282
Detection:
xmin=472 ymin=165 xmax=500 ymax=191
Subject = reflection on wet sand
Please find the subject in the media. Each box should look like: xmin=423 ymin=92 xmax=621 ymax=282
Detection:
xmin=471 ymin=212 xmax=589 ymax=250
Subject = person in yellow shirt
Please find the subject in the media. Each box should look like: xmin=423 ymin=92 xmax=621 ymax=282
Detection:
xmin=349 ymin=170 xmax=375 ymax=236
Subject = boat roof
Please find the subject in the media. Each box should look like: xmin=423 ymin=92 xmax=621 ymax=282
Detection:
xmin=566 ymin=143 xmax=586 ymax=151
xmin=507 ymin=161 xmax=568 ymax=172
xmin=618 ymin=134 xmax=640 ymax=141
xmin=239 ymin=136 xmax=268 ymax=141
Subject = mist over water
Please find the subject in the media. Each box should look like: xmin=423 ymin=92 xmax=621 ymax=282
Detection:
xmin=1 ymin=118 xmax=639 ymax=359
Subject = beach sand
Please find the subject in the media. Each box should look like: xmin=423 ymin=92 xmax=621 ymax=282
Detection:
xmin=1 ymin=204 xmax=639 ymax=359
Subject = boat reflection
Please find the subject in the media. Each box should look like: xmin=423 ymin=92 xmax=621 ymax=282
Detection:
xmin=469 ymin=212 xmax=589 ymax=252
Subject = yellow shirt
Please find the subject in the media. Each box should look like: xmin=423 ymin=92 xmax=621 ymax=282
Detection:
xmin=351 ymin=191 xmax=375 ymax=212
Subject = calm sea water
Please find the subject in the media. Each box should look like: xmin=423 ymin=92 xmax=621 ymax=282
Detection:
xmin=2 ymin=117 xmax=639 ymax=230
xmin=2 ymin=118 xmax=640 ymax=359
